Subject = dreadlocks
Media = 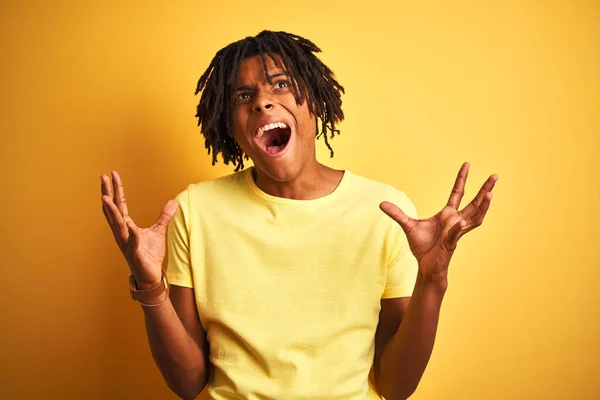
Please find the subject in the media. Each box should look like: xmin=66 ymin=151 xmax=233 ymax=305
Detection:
xmin=194 ymin=30 xmax=345 ymax=171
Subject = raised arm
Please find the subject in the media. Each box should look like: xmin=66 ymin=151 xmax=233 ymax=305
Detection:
xmin=101 ymin=170 xmax=209 ymax=399
xmin=376 ymin=162 xmax=498 ymax=399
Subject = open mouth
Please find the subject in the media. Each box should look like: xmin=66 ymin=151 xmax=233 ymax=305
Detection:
xmin=255 ymin=122 xmax=292 ymax=156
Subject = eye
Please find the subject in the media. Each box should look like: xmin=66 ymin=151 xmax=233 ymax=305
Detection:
xmin=274 ymin=80 xmax=290 ymax=89
xmin=236 ymin=92 xmax=252 ymax=102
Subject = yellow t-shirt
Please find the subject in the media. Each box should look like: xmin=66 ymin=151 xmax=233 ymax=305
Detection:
xmin=166 ymin=167 xmax=418 ymax=400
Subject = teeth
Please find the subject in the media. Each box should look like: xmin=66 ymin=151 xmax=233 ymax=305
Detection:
xmin=256 ymin=121 xmax=288 ymax=137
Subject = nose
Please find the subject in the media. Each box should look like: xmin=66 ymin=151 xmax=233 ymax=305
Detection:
xmin=253 ymin=93 xmax=274 ymax=112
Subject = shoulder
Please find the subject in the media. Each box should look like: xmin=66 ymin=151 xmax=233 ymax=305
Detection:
xmin=174 ymin=169 xmax=249 ymax=204
xmin=345 ymin=171 xmax=417 ymax=219
xmin=170 ymin=169 xmax=251 ymax=222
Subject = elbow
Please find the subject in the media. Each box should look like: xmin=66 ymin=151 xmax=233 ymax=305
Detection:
xmin=164 ymin=368 xmax=207 ymax=400
xmin=395 ymin=388 xmax=417 ymax=400
xmin=377 ymin=378 xmax=419 ymax=400
xmin=172 ymin=389 xmax=201 ymax=400
xmin=381 ymin=389 xmax=417 ymax=400
xmin=171 ymin=390 xmax=198 ymax=400
xmin=166 ymin=377 xmax=204 ymax=400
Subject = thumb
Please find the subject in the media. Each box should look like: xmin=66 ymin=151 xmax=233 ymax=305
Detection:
xmin=380 ymin=201 xmax=413 ymax=232
xmin=152 ymin=199 xmax=179 ymax=235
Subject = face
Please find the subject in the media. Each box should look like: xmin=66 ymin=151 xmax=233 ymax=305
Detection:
xmin=231 ymin=54 xmax=317 ymax=182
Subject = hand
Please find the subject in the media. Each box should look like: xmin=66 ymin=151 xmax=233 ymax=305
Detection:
xmin=380 ymin=162 xmax=498 ymax=284
xmin=100 ymin=170 xmax=178 ymax=287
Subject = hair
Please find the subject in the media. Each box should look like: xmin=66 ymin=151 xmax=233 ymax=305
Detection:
xmin=194 ymin=30 xmax=345 ymax=171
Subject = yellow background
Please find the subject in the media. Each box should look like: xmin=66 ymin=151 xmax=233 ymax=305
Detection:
xmin=1 ymin=0 xmax=599 ymax=398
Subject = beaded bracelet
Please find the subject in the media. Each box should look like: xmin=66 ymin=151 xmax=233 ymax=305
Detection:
xmin=140 ymin=288 xmax=170 ymax=307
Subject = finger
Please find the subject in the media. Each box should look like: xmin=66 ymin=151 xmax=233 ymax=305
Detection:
xmin=151 ymin=199 xmax=179 ymax=235
xmin=111 ymin=170 xmax=130 ymax=219
xmin=468 ymin=191 xmax=494 ymax=230
xmin=446 ymin=162 xmax=470 ymax=209
xmin=126 ymin=220 xmax=139 ymax=247
xmin=455 ymin=191 xmax=494 ymax=242
xmin=445 ymin=219 xmax=466 ymax=250
xmin=102 ymin=194 xmax=131 ymax=244
xmin=380 ymin=201 xmax=414 ymax=233
xmin=101 ymin=175 xmax=118 ymax=228
xmin=470 ymin=174 xmax=498 ymax=209
xmin=101 ymin=200 xmax=115 ymax=227
xmin=459 ymin=174 xmax=498 ymax=219
xmin=101 ymin=176 xmax=113 ymax=224
xmin=101 ymin=174 xmax=113 ymax=198
xmin=101 ymin=196 xmax=124 ymax=248
xmin=101 ymin=174 xmax=118 ymax=225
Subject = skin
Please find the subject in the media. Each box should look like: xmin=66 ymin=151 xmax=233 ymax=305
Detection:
xmin=100 ymin=52 xmax=498 ymax=399
xmin=375 ymin=163 xmax=498 ymax=399
xmin=231 ymin=54 xmax=343 ymax=200
xmin=101 ymin=172 xmax=209 ymax=399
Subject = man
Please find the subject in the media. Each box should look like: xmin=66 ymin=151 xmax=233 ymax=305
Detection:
xmin=100 ymin=30 xmax=497 ymax=400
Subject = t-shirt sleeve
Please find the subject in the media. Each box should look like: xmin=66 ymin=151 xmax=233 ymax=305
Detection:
xmin=165 ymin=188 xmax=194 ymax=288
xmin=382 ymin=188 xmax=418 ymax=299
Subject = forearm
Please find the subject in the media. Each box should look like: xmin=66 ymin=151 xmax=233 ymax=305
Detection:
xmin=142 ymin=300 xmax=209 ymax=399
xmin=377 ymin=272 xmax=447 ymax=400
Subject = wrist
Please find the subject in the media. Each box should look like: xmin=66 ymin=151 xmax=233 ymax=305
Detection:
xmin=139 ymin=288 xmax=170 ymax=307
xmin=135 ymin=277 xmax=163 ymax=291
xmin=417 ymin=270 xmax=448 ymax=294
xmin=129 ymin=271 xmax=169 ymax=305
xmin=131 ymin=269 xmax=163 ymax=290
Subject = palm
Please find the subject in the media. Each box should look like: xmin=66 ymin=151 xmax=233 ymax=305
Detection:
xmin=128 ymin=226 xmax=169 ymax=275
xmin=381 ymin=163 xmax=497 ymax=279
xmin=101 ymin=170 xmax=178 ymax=285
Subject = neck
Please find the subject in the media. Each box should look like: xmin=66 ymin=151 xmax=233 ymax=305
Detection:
xmin=253 ymin=162 xmax=344 ymax=200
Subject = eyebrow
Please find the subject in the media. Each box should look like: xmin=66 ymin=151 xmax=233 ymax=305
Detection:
xmin=267 ymin=72 xmax=289 ymax=80
xmin=235 ymin=72 xmax=290 ymax=92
